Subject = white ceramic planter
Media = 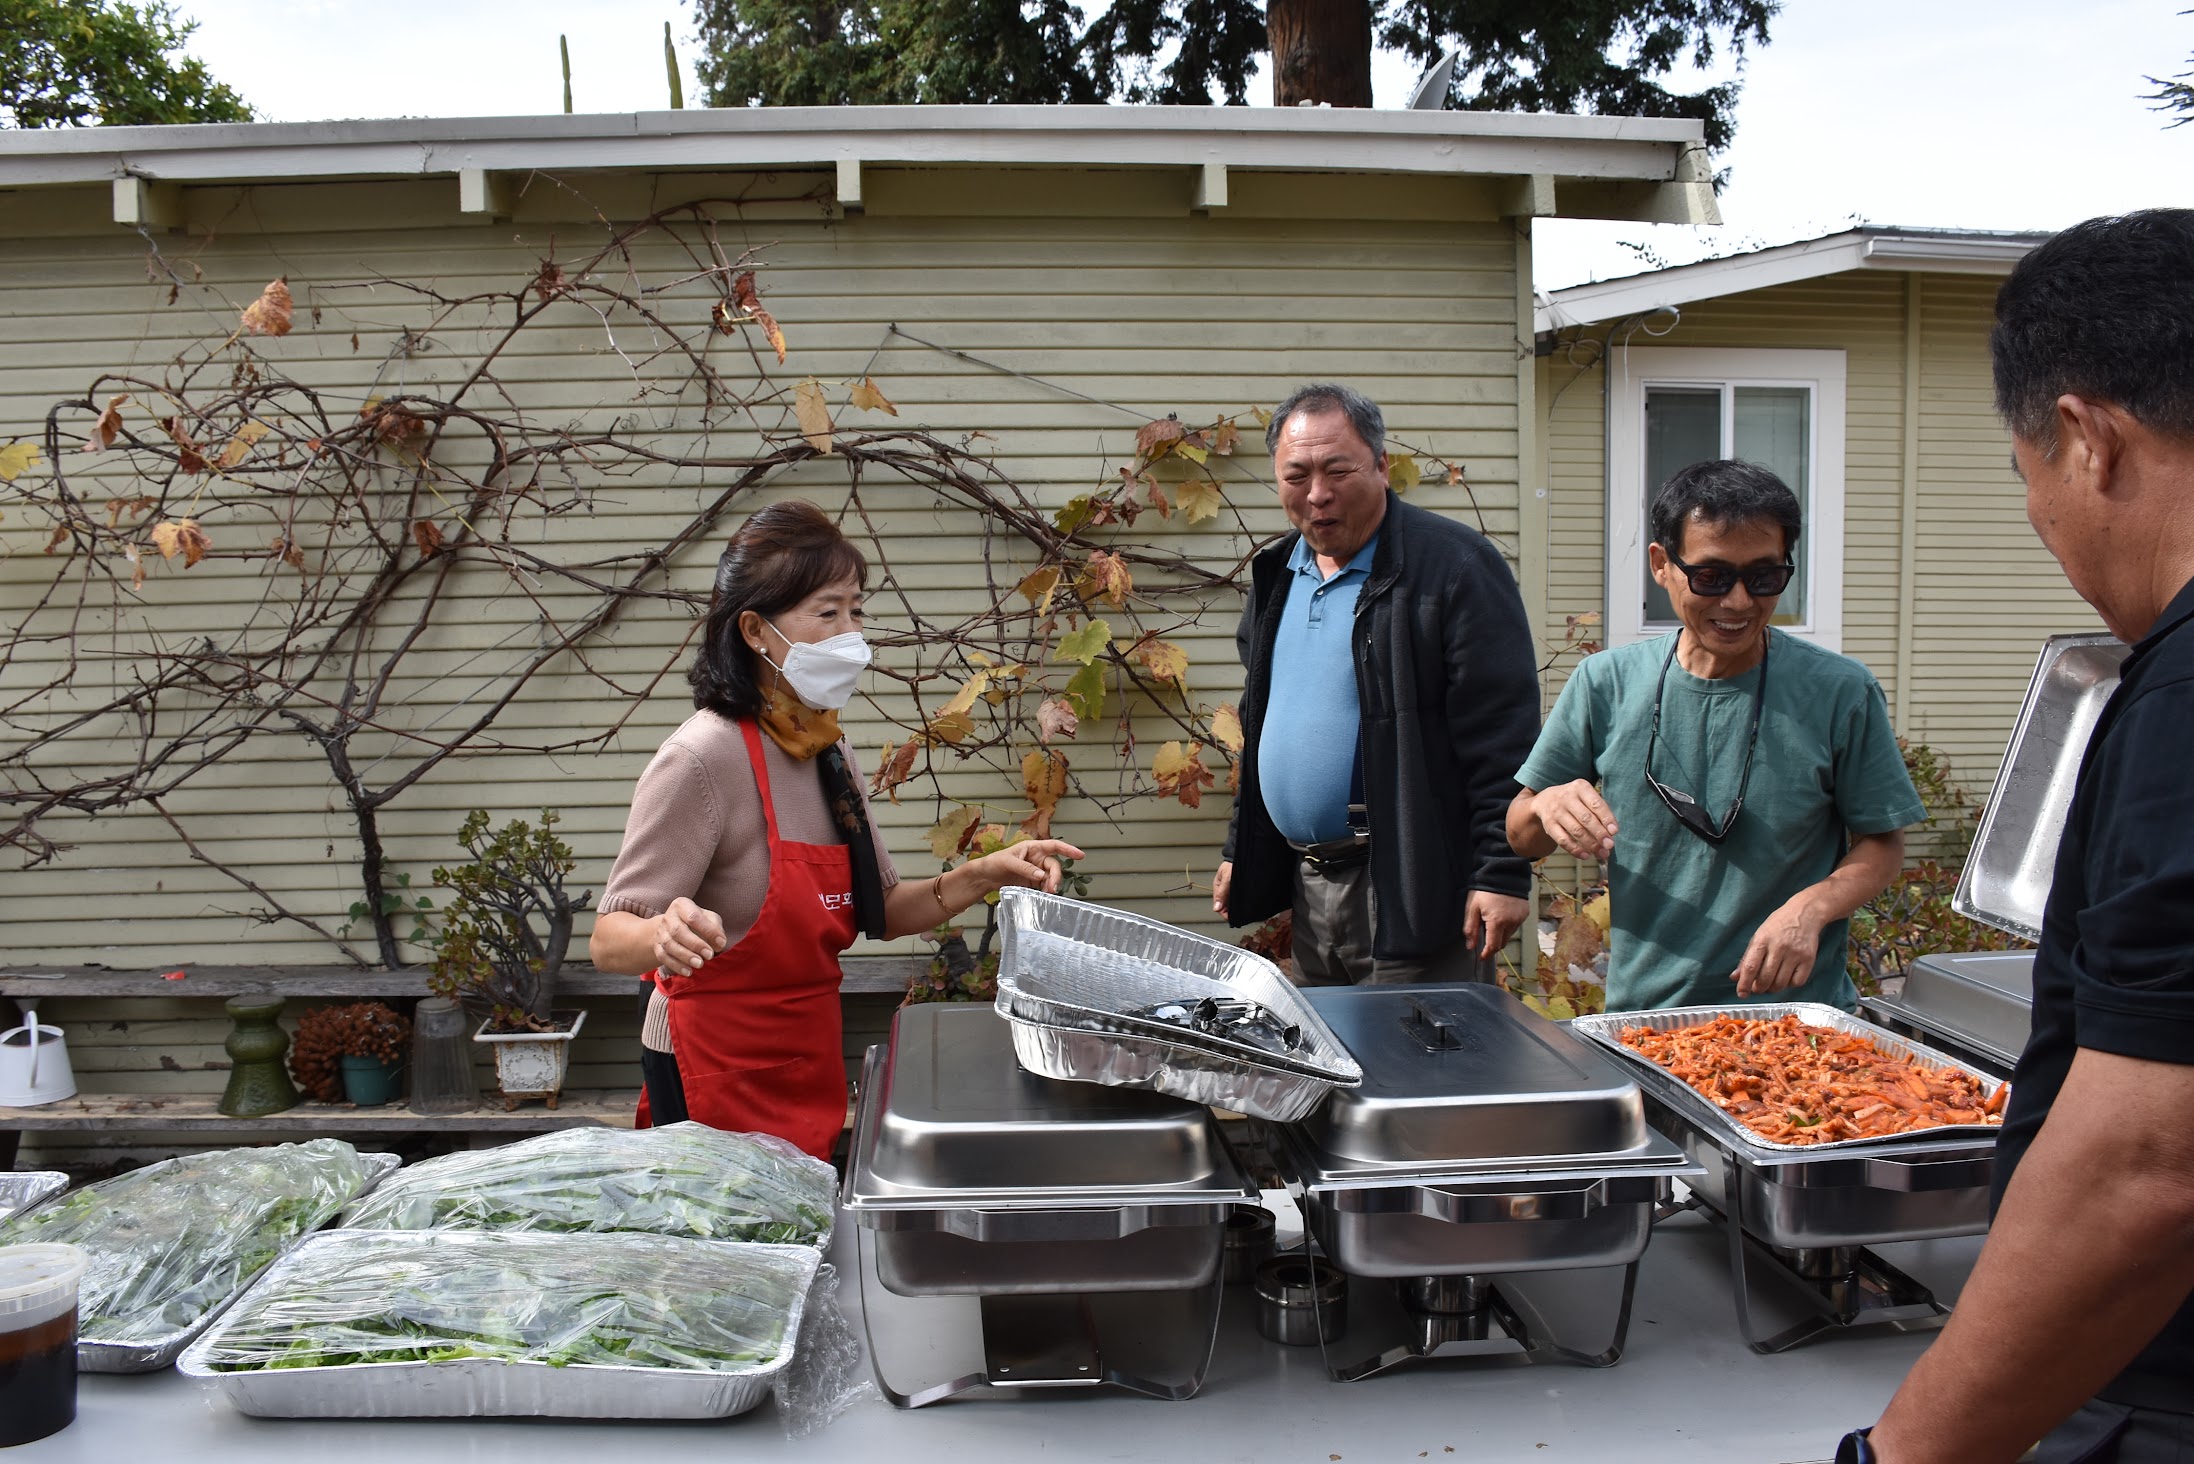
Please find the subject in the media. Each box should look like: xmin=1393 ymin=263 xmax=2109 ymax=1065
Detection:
xmin=473 ymin=1008 xmax=586 ymax=1110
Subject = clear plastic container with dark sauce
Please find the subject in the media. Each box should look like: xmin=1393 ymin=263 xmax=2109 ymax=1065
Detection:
xmin=0 ymin=1241 xmax=89 ymax=1446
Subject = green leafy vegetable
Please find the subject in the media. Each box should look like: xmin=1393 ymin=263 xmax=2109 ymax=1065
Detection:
xmin=0 ymin=1139 xmax=374 ymax=1345
xmin=336 ymin=1122 xmax=833 ymax=1245
xmin=202 ymin=1231 xmax=812 ymax=1374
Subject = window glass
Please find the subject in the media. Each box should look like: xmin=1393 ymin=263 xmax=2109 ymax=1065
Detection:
xmin=1734 ymin=387 xmax=1809 ymax=625
xmin=1638 ymin=383 xmax=1812 ymax=628
xmin=1642 ymin=387 xmax=1720 ymax=625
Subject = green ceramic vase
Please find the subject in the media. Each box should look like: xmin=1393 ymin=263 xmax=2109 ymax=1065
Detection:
xmin=217 ymin=995 xmax=298 ymax=1117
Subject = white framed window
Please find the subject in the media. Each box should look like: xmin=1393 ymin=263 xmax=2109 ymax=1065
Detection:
xmin=1606 ymin=347 xmax=1847 ymax=652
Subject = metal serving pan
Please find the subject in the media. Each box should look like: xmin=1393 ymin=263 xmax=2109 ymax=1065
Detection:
xmin=1572 ymin=1003 xmax=2006 ymax=1154
xmin=844 ymin=1006 xmax=1255 ymax=1297
xmin=0 ymin=1170 xmax=66 ymax=1221
xmin=177 ymin=1231 xmax=816 ymax=1420
xmin=1957 ymin=633 xmax=2128 ymax=942
xmin=50 ymin=1151 xmax=403 ymax=1374
xmin=993 ymin=889 xmax=1361 ymax=1122
xmin=1863 ymin=951 xmax=2034 ymax=1075
xmin=1277 ymin=987 xmax=1697 ymax=1278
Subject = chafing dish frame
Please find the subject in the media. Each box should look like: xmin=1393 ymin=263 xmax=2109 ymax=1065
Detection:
xmin=1569 ymin=1006 xmax=1998 ymax=1352
xmin=842 ymin=1040 xmax=1255 ymax=1407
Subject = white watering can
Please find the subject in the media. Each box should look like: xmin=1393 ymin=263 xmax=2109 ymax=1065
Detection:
xmin=0 ymin=1009 xmax=76 ymax=1107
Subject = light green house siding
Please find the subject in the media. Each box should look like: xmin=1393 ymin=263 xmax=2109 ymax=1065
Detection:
xmin=1537 ymin=268 xmax=2099 ymax=822
xmin=0 ymin=167 xmax=1531 ymax=966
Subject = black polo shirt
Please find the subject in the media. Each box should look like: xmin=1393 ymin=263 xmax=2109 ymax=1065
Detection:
xmin=1993 ymin=573 xmax=2194 ymax=1413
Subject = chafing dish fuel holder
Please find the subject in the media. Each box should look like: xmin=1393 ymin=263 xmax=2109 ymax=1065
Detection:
xmin=842 ymin=1003 xmax=1256 ymax=1408
xmin=1267 ymin=984 xmax=1699 ymax=1381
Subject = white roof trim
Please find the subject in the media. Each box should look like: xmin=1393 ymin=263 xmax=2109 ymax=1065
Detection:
xmin=0 ymin=104 xmax=1705 ymax=190
xmin=1536 ymin=228 xmax=2049 ymax=332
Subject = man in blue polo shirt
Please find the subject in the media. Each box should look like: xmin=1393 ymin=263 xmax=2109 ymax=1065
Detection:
xmin=1215 ymin=383 xmax=1541 ymax=985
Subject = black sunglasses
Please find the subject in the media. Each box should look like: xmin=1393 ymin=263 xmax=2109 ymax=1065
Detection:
xmin=1663 ymin=550 xmax=1796 ymax=600
xmin=1645 ymin=631 xmax=1768 ymax=844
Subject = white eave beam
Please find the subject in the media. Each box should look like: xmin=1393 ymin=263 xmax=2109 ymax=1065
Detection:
xmin=457 ymin=167 xmax=514 ymax=220
xmin=1192 ymin=161 xmax=1227 ymax=212
xmin=111 ymin=176 xmax=181 ymax=229
xmin=835 ymin=158 xmax=863 ymax=213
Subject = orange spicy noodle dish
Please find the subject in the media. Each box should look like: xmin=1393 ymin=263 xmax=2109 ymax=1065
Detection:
xmin=1617 ymin=1014 xmax=2008 ymax=1146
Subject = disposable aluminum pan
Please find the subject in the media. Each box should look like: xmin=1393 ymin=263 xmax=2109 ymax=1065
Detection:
xmin=994 ymin=889 xmax=1361 ymax=1121
xmin=1570 ymin=1004 xmax=2006 ymax=1155
xmin=77 ymin=1151 xmax=402 ymax=1375
xmin=176 ymin=1232 xmax=818 ymax=1420
xmin=1571 ymin=1006 xmax=1998 ymax=1249
xmin=0 ymin=1171 xmax=66 ymax=1221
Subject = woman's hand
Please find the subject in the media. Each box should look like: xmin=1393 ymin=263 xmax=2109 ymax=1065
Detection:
xmin=653 ymin=896 xmax=729 ymax=977
xmin=966 ymin=839 xmax=1087 ymax=897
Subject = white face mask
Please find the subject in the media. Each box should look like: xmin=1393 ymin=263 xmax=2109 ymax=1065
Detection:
xmin=763 ymin=618 xmax=871 ymax=711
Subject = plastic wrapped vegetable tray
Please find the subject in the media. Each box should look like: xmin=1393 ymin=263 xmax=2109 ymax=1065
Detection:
xmin=0 ymin=1139 xmax=393 ymax=1372
xmin=0 ymin=1170 xmax=67 ymax=1222
xmin=178 ymin=1229 xmax=821 ymax=1420
xmin=338 ymin=1121 xmax=834 ymax=1248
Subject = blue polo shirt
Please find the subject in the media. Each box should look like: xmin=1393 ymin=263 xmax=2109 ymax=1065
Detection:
xmin=1256 ymin=533 xmax=1378 ymax=844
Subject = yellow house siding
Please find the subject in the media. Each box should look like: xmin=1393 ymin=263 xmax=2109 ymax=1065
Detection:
xmin=1903 ymin=273 xmax=2102 ymax=789
xmin=1537 ymin=267 xmax=2103 ymax=820
xmin=0 ymin=174 xmax=1524 ymax=966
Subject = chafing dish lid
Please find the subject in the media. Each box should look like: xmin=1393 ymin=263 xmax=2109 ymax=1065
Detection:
xmin=1293 ymin=984 xmax=1648 ymax=1168
xmin=853 ymin=1004 xmax=1239 ymax=1199
xmin=1956 ymin=633 xmax=2127 ymax=942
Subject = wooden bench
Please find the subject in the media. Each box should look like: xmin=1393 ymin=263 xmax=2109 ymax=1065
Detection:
xmin=0 ymin=957 xmax=927 ymax=1167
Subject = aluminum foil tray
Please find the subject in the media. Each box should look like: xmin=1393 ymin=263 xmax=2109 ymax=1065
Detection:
xmin=1570 ymin=1005 xmax=2005 ymax=1156
xmin=177 ymin=1231 xmax=816 ymax=1420
xmin=1008 ymin=1022 xmax=1345 ymax=1125
xmin=77 ymin=1151 xmax=401 ymax=1375
xmin=0 ymin=1171 xmax=66 ymax=1221
xmin=994 ymin=889 xmax=1360 ymax=1120
xmin=1957 ymin=633 xmax=2128 ymax=942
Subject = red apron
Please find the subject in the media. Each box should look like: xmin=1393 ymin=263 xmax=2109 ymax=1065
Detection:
xmin=634 ymin=719 xmax=856 ymax=1160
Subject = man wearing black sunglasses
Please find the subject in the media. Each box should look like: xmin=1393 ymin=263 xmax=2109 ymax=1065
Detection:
xmin=1506 ymin=458 xmax=1923 ymax=1013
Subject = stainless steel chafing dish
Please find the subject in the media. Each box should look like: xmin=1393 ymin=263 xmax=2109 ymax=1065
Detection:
xmin=1863 ymin=635 xmax=2125 ymax=1073
xmin=842 ymin=1003 xmax=1257 ymax=1408
xmin=1864 ymin=951 xmax=2032 ymax=1075
xmin=1573 ymin=1003 xmax=2002 ymax=1352
xmin=1267 ymin=984 xmax=1698 ymax=1380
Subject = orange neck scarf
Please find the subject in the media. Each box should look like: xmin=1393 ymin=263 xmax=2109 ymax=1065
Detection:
xmin=756 ymin=680 xmax=841 ymax=761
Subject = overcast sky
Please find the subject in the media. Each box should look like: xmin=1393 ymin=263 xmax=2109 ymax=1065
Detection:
xmin=173 ymin=0 xmax=2193 ymax=287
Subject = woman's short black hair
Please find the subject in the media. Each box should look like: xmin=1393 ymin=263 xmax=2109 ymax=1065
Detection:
xmin=1993 ymin=209 xmax=2194 ymax=450
xmin=1649 ymin=459 xmax=1803 ymax=559
xmin=688 ymin=501 xmax=867 ymax=718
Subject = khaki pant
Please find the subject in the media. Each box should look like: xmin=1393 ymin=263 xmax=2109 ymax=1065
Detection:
xmin=1289 ymin=853 xmax=1495 ymax=987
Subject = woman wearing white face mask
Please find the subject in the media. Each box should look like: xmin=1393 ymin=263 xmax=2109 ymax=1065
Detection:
xmin=591 ymin=502 xmax=1083 ymax=1158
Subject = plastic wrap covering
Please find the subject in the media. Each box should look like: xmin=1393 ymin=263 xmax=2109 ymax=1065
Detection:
xmin=179 ymin=1231 xmax=820 ymax=1420
xmin=773 ymin=1262 xmax=875 ymax=1437
xmin=337 ymin=1122 xmax=835 ymax=1247
xmin=0 ymin=1171 xmax=66 ymax=1222
xmin=0 ymin=1140 xmax=385 ymax=1367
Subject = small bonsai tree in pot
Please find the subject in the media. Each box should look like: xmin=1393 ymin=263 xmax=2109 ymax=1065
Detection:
xmin=289 ymin=1001 xmax=412 ymax=1107
xmin=428 ymin=809 xmax=593 ymax=1108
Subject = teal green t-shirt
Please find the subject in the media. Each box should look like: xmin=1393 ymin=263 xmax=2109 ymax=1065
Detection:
xmin=1516 ymin=630 xmax=1925 ymax=1013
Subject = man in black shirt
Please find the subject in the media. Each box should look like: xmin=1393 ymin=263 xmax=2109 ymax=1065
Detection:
xmin=1854 ymin=211 xmax=2194 ymax=1463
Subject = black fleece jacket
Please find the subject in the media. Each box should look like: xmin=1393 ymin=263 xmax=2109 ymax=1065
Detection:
xmin=1222 ymin=494 xmax=1541 ymax=959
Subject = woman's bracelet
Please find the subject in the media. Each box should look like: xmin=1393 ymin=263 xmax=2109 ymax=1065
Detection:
xmin=932 ymin=871 xmax=952 ymax=917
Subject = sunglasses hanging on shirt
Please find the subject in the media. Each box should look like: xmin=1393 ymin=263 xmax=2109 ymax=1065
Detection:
xmin=1645 ymin=630 xmax=1768 ymax=844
